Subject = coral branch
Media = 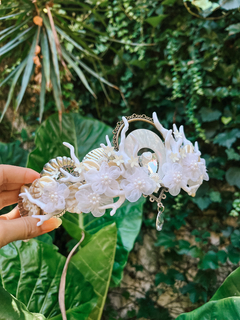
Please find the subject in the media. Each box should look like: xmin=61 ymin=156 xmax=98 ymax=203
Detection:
xmin=63 ymin=142 xmax=80 ymax=164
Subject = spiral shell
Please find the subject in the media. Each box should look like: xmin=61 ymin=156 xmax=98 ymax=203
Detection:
xmin=41 ymin=156 xmax=77 ymax=179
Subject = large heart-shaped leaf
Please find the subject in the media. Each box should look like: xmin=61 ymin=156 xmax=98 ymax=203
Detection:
xmin=0 ymin=286 xmax=46 ymax=320
xmin=176 ymin=267 xmax=240 ymax=319
xmin=27 ymin=113 xmax=113 ymax=172
xmin=0 ymin=141 xmax=28 ymax=166
xmin=0 ymin=240 xmax=97 ymax=320
xmin=72 ymin=223 xmax=118 ymax=320
xmin=63 ymin=197 xmax=145 ymax=286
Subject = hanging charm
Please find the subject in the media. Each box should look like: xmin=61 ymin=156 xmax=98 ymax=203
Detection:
xmin=18 ymin=112 xmax=209 ymax=230
xmin=156 ymin=204 xmax=165 ymax=231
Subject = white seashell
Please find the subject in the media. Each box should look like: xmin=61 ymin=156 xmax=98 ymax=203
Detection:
xmin=82 ymin=159 xmax=100 ymax=170
xmin=124 ymin=129 xmax=166 ymax=178
xmin=41 ymin=156 xmax=77 ymax=180
xmin=83 ymin=147 xmax=108 ymax=163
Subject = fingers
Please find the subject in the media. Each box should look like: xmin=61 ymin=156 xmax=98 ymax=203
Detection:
xmin=0 ymin=190 xmax=20 ymax=209
xmin=0 ymin=183 xmax=28 ymax=192
xmin=0 ymin=216 xmax=62 ymax=248
xmin=0 ymin=165 xmax=40 ymax=186
xmin=0 ymin=206 xmax=20 ymax=220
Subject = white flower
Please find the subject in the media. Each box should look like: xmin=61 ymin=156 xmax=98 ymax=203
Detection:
xmin=104 ymin=146 xmax=115 ymax=157
xmin=84 ymin=162 xmax=121 ymax=197
xmin=121 ymin=167 xmax=157 ymax=202
xmin=75 ymin=186 xmax=113 ymax=217
xmin=128 ymin=156 xmax=139 ymax=168
xmin=181 ymin=153 xmax=208 ymax=182
xmin=39 ymin=180 xmax=70 ymax=213
xmin=161 ymin=162 xmax=188 ymax=196
xmin=169 ymin=152 xmax=180 ymax=162
xmin=113 ymin=155 xmax=124 ymax=166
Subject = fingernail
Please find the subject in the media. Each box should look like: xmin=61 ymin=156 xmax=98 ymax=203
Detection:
xmin=0 ymin=216 xmax=7 ymax=220
xmin=41 ymin=217 xmax=62 ymax=232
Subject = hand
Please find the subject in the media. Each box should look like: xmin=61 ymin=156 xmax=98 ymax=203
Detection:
xmin=0 ymin=165 xmax=62 ymax=248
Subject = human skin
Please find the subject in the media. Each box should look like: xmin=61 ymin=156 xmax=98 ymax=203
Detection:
xmin=0 ymin=165 xmax=62 ymax=248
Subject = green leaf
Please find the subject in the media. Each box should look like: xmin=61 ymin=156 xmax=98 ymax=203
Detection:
xmin=40 ymin=29 xmax=50 ymax=87
xmin=217 ymin=250 xmax=227 ymax=264
xmin=61 ymin=48 xmax=96 ymax=98
xmin=27 ymin=113 xmax=112 ymax=172
xmin=176 ymin=266 xmax=240 ymax=319
xmin=72 ymin=54 xmax=118 ymax=89
xmin=63 ymin=198 xmax=145 ymax=286
xmin=200 ymin=107 xmax=222 ymax=122
xmin=226 ymin=167 xmax=240 ymax=189
xmin=0 ymin=286 xmax=46 ymax=320
xmin=42 ymin=15 xmax=61 ymax=90
xmin=199 ymin=251 xmax=218 ymax=270
xmin=0 ymin=17 xmax=31 ymax=42
xmin=0 ymin=58 xmax=27 ymax=121
xmin=55 ymin=26 xmax=87 ymax=54
xmin=192 ymin=196 xmax=211 ymax=210
xmin=209 ymin=191 xmax=221 ymax=203
xmin=231 ymin=229 xmax=240 ymax=247
xmin=221 ymin=116 xmax=232 ymax=125
xmin=145 ymin=15 xmax=167 ymax=27
xmin=72 ymin=224 xmax=117 ymax=320
xmin=214 ymin=129 xmax=240 ymax=149
xmin=0 ymin=62 xmax=22 ymax=88
xmin=226 ymin=23 xmax=240 ymax=36
xmin=0 ymin=26 xmax=34 ymax=56
xmin=16 ymin=29 xmax=39 ymax=111
xmin=0 ymin=12 xmax=22 ymax=20
xmin=84 ymin=197 xmax=145 ymax=285
xmin=50 ymin=61 xmax=62 ymax=111
xmin=155 ymin=231 xmax=176 ymax=248
xmin=225 ymin=148 xmax=240 ymax=161
xmin=39 ymin=67 xmax=46 ymax=122
xmin=0 ymin=240 xmax=97 ymax=319
xmin=0 ymin=141 xmax=28 ymax=166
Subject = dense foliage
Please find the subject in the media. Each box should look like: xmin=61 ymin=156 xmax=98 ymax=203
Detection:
xmin=1 ymin=0 xmax=240 ymax=319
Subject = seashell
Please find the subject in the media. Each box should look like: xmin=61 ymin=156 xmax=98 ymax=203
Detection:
xmin=18 ymin=184 xmax=43 ymax=217
xmin=107 ymin=160 xmax=119 ymax=167
xmin=124 ymin=129 xmax=166 ymax=178
xmin=55 ymin=209 xmax=66 ymax=218
xmin=29 ymin=179 xmax=43 ymax=198
xmin=82 ymin=159 xmax=100 ymax=170
xmin=41 ymin=156 xmax=77 ymax=179
xmin=83 ymin=148 xmax=108 ymax=163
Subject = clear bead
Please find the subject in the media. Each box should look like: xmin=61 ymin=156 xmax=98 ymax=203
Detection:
xmin=156 ymin=210 xmax=164 ymax=231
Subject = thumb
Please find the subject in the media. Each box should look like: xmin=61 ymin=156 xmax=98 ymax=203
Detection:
xmin=0 ymin=216 xmax=62 ymax=248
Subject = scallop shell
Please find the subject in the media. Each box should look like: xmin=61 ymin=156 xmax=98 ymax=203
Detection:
xmin=83 ymin=148 xmax=108 ymax=163
xmin=82 ymin=159 xmax=100 ymax=170
xmin=41 ymin=156 xmax=77 ymax=179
